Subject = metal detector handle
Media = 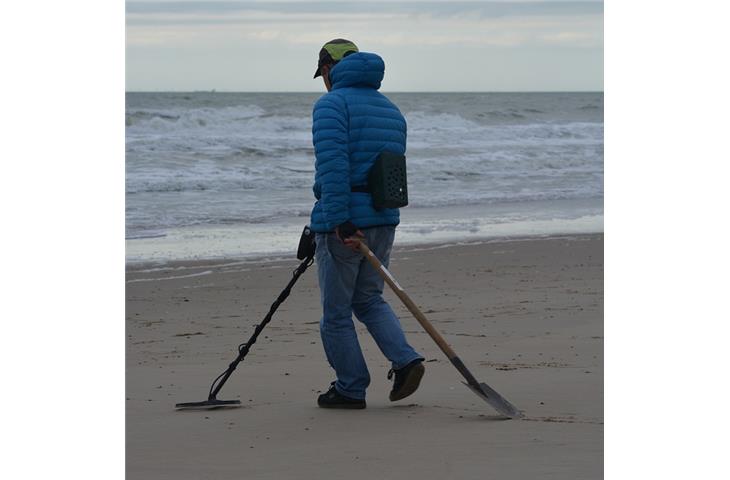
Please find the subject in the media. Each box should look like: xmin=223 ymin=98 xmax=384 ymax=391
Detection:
xmin=357 ymin=241 xmax=459 ymax=360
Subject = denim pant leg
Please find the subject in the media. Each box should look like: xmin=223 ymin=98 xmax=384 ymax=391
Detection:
xmin=315 ymin=232 xmax=370 ymax=400
xmin=352 ymin=226 xmax=424 ymax=370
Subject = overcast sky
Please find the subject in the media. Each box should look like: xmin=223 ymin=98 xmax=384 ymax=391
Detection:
xmin=126 ymin=0 xmax=603 ymax=92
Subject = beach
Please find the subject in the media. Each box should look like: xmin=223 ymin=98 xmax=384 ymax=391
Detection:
xmin=126 ymin=234 xmax=603 ymax=479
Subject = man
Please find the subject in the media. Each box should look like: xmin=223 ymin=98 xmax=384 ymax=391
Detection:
xmin=310 ymin=39 xmax=424 ymax=409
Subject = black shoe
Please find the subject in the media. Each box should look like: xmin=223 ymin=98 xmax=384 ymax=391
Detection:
xmin=388 ymin=359 xmax=425 ymax=402
xmin=317 ymin=382 xmax=366 ymax=409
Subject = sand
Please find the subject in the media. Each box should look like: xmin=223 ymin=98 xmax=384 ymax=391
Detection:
xmin=126 ymin=234 xmax=603 ymax=479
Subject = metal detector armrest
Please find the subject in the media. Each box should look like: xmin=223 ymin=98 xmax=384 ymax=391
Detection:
xmin=297 ymin=226 xmax=316 ymax=260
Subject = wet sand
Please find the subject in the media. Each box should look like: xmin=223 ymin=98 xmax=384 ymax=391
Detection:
xmin=126 ymin=234 xmax=603 ymax=479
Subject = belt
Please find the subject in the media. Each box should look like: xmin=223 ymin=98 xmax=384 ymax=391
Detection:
xmin=351 ymin=185 xmax=371 ymax=193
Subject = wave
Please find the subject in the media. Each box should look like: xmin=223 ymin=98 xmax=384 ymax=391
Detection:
xmin=126 ymin=173 xmax=312 ymax=194
xmin=126 ymin=96 xmax=603 ymax=235
xmin=125 ymin=104 xmax=266 ymax=129
xmin=126 ymin=105 xmax=602 ymax=151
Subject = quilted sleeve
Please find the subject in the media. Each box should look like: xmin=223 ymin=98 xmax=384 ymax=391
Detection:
xmin=312 ymin=93 xmax=350 ymax=230
xmin=403 ymin=112 xmax=408 ymax=152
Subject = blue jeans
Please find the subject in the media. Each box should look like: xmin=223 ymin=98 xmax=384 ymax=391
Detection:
xmin=315 ymin=225 xmax=423 ymax=400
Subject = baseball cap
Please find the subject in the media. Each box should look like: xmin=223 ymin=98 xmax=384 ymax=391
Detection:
xmin=313 ymin=39 xmax=359 ymax=79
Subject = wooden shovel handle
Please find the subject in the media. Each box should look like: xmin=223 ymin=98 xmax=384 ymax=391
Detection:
xmin=357 ymin=241 xmax=458 ymax=360
xmin=357 ymin=241 xmax=523 ymax=417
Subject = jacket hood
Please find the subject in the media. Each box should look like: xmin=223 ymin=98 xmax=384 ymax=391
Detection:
xmin=329 ymin=52 xmax=384 ymax=90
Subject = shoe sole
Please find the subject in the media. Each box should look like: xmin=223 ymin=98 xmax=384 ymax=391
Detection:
xmin=389 ymin=362 xmax=425 ymax=401
xmin=317 ymin=402 xmax=366 ymax=410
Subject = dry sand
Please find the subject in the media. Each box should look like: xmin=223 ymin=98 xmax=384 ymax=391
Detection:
xmin=126 ymin=234 xmax=603 ymax=479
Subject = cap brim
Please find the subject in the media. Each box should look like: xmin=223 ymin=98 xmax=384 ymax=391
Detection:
xmin=313 ymin=67 xmax=322 ymax=79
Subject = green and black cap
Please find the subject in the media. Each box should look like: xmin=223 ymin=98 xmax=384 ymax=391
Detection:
xmin=313 ymin=39 xmax=359 ymax=79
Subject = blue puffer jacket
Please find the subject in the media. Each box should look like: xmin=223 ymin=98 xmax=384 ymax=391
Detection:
xmin=309 ymin=52 xmax=406 ymax=233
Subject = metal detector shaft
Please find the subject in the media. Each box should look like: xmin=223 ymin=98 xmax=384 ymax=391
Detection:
xmin=204 ymin=254 xmax=314 ymax=403
xmin=357 ymin=242 xmax=522 ymax=418
xmin=175 ymin=255 xmax=314 ymax=409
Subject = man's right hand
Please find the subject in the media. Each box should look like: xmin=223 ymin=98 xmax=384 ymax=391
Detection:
xmin=336 ymin=221 xmax=365 ymax=251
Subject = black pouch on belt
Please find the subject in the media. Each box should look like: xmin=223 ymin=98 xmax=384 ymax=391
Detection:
xmin=367 ymin=151 xmax=408 ymax=210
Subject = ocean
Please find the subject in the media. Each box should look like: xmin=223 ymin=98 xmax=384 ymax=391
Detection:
xmin=126 ymin=92 xmax=603 ymax=263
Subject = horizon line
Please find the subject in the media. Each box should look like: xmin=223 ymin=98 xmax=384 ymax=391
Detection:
xmin=125 ymin=90 xmax=604 ymax=94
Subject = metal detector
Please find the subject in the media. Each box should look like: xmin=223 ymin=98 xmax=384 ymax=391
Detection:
xmin=175 ymin=227 xmax=316 ymax=410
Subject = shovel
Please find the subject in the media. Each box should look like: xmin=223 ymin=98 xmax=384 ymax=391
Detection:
xmin=358 ymin=241 xmax=523 ymax=418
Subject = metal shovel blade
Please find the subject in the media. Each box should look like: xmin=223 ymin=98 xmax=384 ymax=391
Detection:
xmin=463 ymin=382 xmax=523 ymax=418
